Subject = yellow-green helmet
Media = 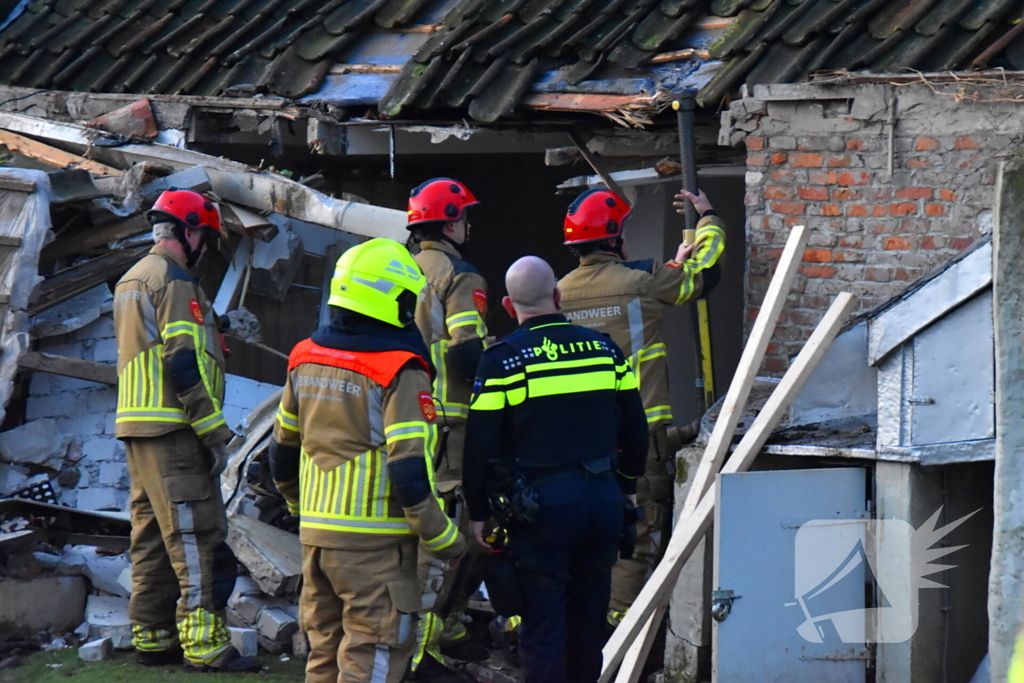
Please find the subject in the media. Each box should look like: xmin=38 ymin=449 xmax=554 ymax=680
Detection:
xmin=328 ymin=239 xmax=425 ymax=327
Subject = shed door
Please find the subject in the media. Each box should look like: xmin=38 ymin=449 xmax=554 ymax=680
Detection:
xmin=714 ymin=468 xmax=870 ymax=683
xmin=911 ymin=291 xmax=995 ymax=445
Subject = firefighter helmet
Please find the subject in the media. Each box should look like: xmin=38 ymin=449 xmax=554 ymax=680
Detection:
xmin=328 ymin=239 xmax=426 ymax=327
xmin=407 ymin=178 xmax=479 ymax=228
xmin=146 ymin=189 xmax=221 ymax=232
xmin=563 ymin=189 xmax=631 ymax=245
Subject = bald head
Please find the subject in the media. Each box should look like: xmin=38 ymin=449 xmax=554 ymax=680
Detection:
xmin=503 ymin=256 xmax=560 ymax=322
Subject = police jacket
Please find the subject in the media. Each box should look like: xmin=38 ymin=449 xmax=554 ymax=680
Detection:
xmin=269 ymin=312 xmax=464 ymax=559
xmin=113 ymin=244 xmax=231 ymax=448
xmin=558 ymin=214 xmax=725 ymax=430
xmin=414 ymin=240 xmax=488 ymax=425
xmin=463 ymin=313 xmax=648 ymax=523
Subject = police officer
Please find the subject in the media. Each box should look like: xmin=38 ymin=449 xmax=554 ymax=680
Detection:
xmin=464 ymin=256 xmax=648 ymax=683
xmin=407 ymin=178 xmax=490 ymax=672
xmin=557 ymin=188 xmax=725 ymax=624
xmin=113 ymin=190 xmax=259 ymax=672
xmin=269 ymin=239 xmax=467 ymax=683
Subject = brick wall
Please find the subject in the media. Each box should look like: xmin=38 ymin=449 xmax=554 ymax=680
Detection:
xmin=725 ymin=81 xmax=1013 ymax=374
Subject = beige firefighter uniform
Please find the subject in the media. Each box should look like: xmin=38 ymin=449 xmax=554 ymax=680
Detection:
xmin=113 ymin=244 xmax=235 ymax=664
xmin=271 ymin=339 xmax=466 ymax=683
xmin=558 ymin=214 xmax=725 ymax=616
xmin=413 ymin=239 xmax=489 ymax=668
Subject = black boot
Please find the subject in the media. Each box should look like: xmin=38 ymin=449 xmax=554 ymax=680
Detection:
xmin=137 ymin=644 xmax=184 ymax=667
xmin=183 ymin=646 xmax=262 ymax=674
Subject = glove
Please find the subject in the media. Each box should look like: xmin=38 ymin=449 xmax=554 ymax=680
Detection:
xmin=210 ymin=444 xmax=230 ymax=477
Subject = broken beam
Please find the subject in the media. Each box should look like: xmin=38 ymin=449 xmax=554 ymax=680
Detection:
xmin=0 ymin=130 xmax=123 ymax=177
xmin=568 ymin=131 xmax=631 ymax=204
xmin=17 ymin=351 xmax=117 ymax=385
xmin=41 ymin=214 xmax=149 ymax=262
xmin=0 ymin=177 xmax=36 ymax=192
xmin=30 ymin=246 xmax=149 ymax=315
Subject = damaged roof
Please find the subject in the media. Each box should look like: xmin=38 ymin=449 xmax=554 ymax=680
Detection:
xmin=2 ymin=0 xmax=1024 ymax=119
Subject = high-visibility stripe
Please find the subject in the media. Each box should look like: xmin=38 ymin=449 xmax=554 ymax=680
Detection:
xmin=438 ymin=403 xmax=468 ymax=419
xmin=192 ymin=411 xmax=226 ymax=435
xmin=507 ymin=387 xmax=526 ymax=405
xmin=526 ymin=356 xmax=613 ymax=373
xmin=446 ymin=311 xmax=481 ymax=330
xmin=277 ymin=405 xmax=299 ymax=432
xmin=527 ymin=370 xmax=616 ymax=397
xmin=645 ymin=405 xmax=673 ymax=423
xmin=301 ymin=516 xmax=413 ymax=533
xmin=423 ymin=517 xmax=459 ymax=553
xmin=617 ymin=367 xmax=639 ymax=391
xmin=470 ymin=391 xmax=505 ymax=411
xmin=485 ymin=373 xmax=525 ymax=386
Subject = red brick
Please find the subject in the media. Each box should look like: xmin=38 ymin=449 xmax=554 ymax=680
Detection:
xmin=790 ymin=153 xmax=824 ymax=168
xmin=872 ymin=205 xmax=888 ymax=217
xmin=771 ymin=201 xmax=806 ymax=215
xmin=895 ymin=187 xmax=932 ymax=200
xmin=832 ymin=188 xmax=862 ymax=201
xmin=840 ymin=236 xmax=863 ymax=248
xmin=764 ymin=357 xmax=789 ymax=374
xmin=866 ymin=267 xmax=893 ymax=281
xmin=745 ymin=192 xmax=760 ymax=206
xmin=784 ymin=216 xmax=803 ymax=227
xmin=951 ymin=237 xmax=974 ymax=250
xmin=746 ymin=136 xmax=765 ymax=151
xmin=748 ymin=153 xmax=767 ymax=166
xmin=921 ymin=236 xmax=937 ymax=249
xmin=765 ymin=342 xmax=779 ymax=355
xmin=954 ymin=136 xmax=982 ymax=150
xmin=839 ymin=171 xmax=870 ymax=186
xmin=798 ymin=186 xmax=829 ymax=200
xmin=803 ymin=248 xmax=833 ymax=263
xmin=822 ymin=203 xmax=842 ymax=216
xmin=895 ymin=268 xmax=916 ymax=281
xmin=809 ymin=170 xmax=839 ymax=185
xmin=770 ymin=170 xmax=796 ymax=183
xmin=804 ymin=265 xmax=837 ymax=278
xmin=847 ymin=205 xmax=868 ymax=217
xmin=889 ymin=203 xmax=916 ymax=217
xmin=907 ymin=157 xmax=932 ymax=169
xmin=764 ymin=186 xmax=795 ymax=199
xmin=827 ymin=155 xmax=851 ymax=168
xmin=959 ymin=160 xmax=974 ymax=169
xmin=771 ymin=152 xmax=789 ymax=165
xmin=925 ymin=203 xmax=946 ymax=216
xmin=915 ymin=137 xmax=938 ymax=151
xmin=883 ymin=236 xmax=912 ymax=250
xmin=846 ymin=139 xmax=865 ymax=151
xmin=939 ymin=189 xmax=957 ymax=201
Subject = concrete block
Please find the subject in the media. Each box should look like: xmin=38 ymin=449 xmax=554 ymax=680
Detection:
xmin=116 ymin=567 xmax=132 ymax=596
xmin=0 ymin=462 xmax=29 ymax=495
xmin=104 ymin=412 xmax=116 ymax=435
xmin=76 ymin=487 xmax=125 ymax=511
xmin=78 ymin=637 xmax=113 ymax=662
xmin=226 ymin=515 xmax=302 ymax=597
xmin=79 ymin=547 xmax=131 ymax=598
xmin=0 ymin=576 xmax=87 ymax=632
xmin=86 ymin=387 xmax=117 ymax=414
xmin=30 ymin=284 xmax=112 ymax=339
xmin=37 ymin=338 xmax=89 ymax=360
xmin=228 ymin=575 xmax=262 ymax=611
xmin=83 ymin=438 xmax=118 ymax=463
xmin=232 ymin=594 xmax=264 ymax=626
xmin=57 ymin=413 xmax=106 ymax=438
xmin=59 ymin=488 xmax=78 ymax=508
xmin=256 ymin=606 xmax=297 ymax=642
xmin=229 ymin=628 xmax=258 ymax=658
xmin=291 ymin=631 xmax=309 ymax=659
xmin=74 ymin=315 xmax=116 ymax=341
xmin=0 ymin=419 xmax=69 ymax=470
xmin=98 ymin=462 xmax=126 ymax=487
xmin=85 ymin=594 xmax=132 ymax=649
xmin=92 ymin=338 xmax=119 ymax=364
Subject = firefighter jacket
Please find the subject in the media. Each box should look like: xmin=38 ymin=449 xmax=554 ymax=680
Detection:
xmin=414 ymin=240 xmax=488 ymax=424
xmin=463 ymin=313 xmax=649 ymax=523
xmin=113 ymin=244 xmax=231 ymax=448
xmin=269 ymin=314 xmax=465 ymax=559
xmin=558 ymin=214 xmax=725 ymax=430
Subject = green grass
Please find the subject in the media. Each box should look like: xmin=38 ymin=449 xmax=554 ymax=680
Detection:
xmin=0 ymin=647 xmax=307 ymax=682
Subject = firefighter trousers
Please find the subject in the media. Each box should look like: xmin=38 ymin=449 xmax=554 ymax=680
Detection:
xmin=300 ymin=540 xmax=420 ymax=683
xmin=609 ymin=425 xmax=674 ymax=617
xmin=124 ymin=429 xmax=236 ymax=664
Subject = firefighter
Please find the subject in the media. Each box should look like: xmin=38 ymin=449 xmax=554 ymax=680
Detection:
xmin=269 ymin=238 xmax=467 ymax=683
xmin=113 ymin=189 xmax=259 ymax=673
xmin=464 ymin=256 xmax=648 ymax=683
xmin=406 ymin=178 xmax=490 ymax=672
xmin=557 ymin=188 xmax=726 ymax=624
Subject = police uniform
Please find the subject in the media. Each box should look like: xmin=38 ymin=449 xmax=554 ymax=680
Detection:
xmin=114 ymin=243 xmax=236 ymax=665
xmin=464 ymin=313 xmax=648 ymax=683
xmin=270 ymin=240 xmax=466 ymax=683
xmin=558 ymin=213 xmax=725 ymax=617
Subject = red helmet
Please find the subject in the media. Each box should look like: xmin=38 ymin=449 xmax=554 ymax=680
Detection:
xmin=563 ymin=189 xmax=631 ymax=245
xmin=147 ymin=189 xmax=221 ymax=232
xmin=407 ymin=178 xmax=479 ymax=228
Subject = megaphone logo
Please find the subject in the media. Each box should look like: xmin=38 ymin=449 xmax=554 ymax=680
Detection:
xmin=788 ymin=507 xmax=978 ymax=644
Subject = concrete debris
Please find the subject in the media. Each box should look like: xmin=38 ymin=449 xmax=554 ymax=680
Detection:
xmin=0 ymin=576 xmax=87 ymax=632
xmin=42 ymin=637 xmax=69 ymax=650
xmin=29 ymin=284 xmax=113 ymax=339
xmin=57 ymin=546 xmax=87 ymax=575
xmin=224 ymin=307 xmax=262 ymax=344
xmin=0 ymin=419 xmax=70 ymax=470
xmin=0 ymin=463 xmax=30 ymax=496
xmin=78 ymin=637 xmax=113 ymax=662
xmin=226 ymin=514 xmax=302 ymax=597
xmin=32 ymin=550 xmax=61 ymax=568
xmin=291 ymin=631 xmax=309 ymax=660
xmin=87 ymin=98 xmax=158 ymax=140
xmin=248 ymin=228 xmax=303 ymax=301
xmin=78 ymin=547 xmax=131 ymax=598
xmin=84 ymin=594 xmax=132 ymax=649
xmin=229 ymin=628 xmax=258 ymax=658
xmin=256 ymin=606 xmax=298 ymax=642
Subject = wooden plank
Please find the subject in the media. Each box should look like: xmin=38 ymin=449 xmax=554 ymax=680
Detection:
xmin=568 ymin=130 xmax=631 ymax=205
xmin=17 ymin=351 xmax=117 ymax=385
xmin=29 ymin=246 xmax=149 ymax=315
xmin=614 ymin=602 xmax=667 ymax=683
xmin=0 ymin=236 xmax=23 ymax=247
xmin=0 ymin=129 xmax=123 ymax=177
xmin=0 ymin=177 xmax=36 ymax=192
xmin=601 ymin=293 xmax=857 ymax=680
xmin=40 ymin=214 xmax=149 ymax=262
xmin=680 ymin=225 xmax=809 ymax=519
